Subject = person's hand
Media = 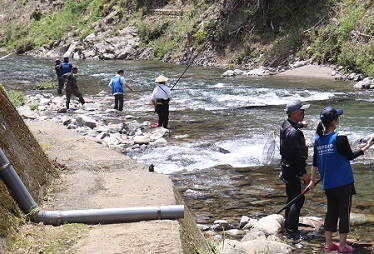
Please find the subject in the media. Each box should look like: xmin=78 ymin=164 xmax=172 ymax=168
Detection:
xmin=301 ymin=121 xmax=308 ymax=128
xmin=297 ymin=121 xmax=308 ymax=129
xmin=368 ymin=136 xmax=374 ymax=146
xmin=307 ymin=180 xmax=316 ymax=190
xmin=303 ymin=173 xmax=311 ymax=185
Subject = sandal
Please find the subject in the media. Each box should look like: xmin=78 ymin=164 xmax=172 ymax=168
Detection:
xmin=337 ymin=245 xmax=354 ymax=253
xmin=324 ymin=243 xmax=338 ymax=252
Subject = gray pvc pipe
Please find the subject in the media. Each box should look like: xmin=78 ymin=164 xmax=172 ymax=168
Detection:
xmin=0 ymin=149 xmax=39 ymax=214
xmin=35 ymin=205 xmax=185 ymax=226
xmin=0 ymin=148 xmax=184 ymax=225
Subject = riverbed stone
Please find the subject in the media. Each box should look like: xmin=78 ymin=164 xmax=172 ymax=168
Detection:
xmin=75 ymin=115 xmax=98 ymax=129
xmin=133 ymin=135 xmax=151 ymax=145
xmin=251 ymin=214 xmax=284 ymax=235
xmin=217 ymin=239 xmax=292 ymax=254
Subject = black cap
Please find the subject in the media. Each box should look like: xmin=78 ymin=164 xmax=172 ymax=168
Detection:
xmin=320 ymin=106 xmax=343 ymax=125
xmin=117 ymin=69 xmax=124 ymax=74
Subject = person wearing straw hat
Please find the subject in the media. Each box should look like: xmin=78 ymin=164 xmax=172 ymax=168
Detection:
xmin=151 ymin=75 xmax=171 ymax=128
xmin=308 ymin=106 xmax=374 ymax=253
xmin=279 ymin=99 xmax=311 ymax=239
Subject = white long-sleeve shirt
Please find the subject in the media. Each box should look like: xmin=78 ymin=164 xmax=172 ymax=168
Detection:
xmin=151 ymin=84 xmax=171 ymax=101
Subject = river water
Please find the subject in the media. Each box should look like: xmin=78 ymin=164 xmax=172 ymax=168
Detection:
xmin=1 ymin=53 xmax=374 ymax=253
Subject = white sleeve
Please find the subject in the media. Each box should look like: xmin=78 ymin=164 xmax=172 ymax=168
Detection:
xmin=120 ymin=77 xmax=126 ymax=85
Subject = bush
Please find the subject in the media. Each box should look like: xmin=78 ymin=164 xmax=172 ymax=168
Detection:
xmin=6 ymin=90 xmax=25 ymax=107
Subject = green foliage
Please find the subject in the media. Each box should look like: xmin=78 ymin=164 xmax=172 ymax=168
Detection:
xmin=6 ymin=90 xmax=25 ymax=107
xmin=33 ymin=81 xmax=56 ymax=91
xmin=153 ymin=39 xmax=178 ymax=60
xmin=137 ymin=20 xmax=171 ymax=43
xmin=2 ymin=0 xmax=108 ymax=50
xmin=309 ymin=0 xmax=373 ymax=75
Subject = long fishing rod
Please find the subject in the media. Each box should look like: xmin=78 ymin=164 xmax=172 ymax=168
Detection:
xmin=170 ymin=0 xmax=243 ymax=90
xmin=275 ymin=179 xmax=322 ymax=215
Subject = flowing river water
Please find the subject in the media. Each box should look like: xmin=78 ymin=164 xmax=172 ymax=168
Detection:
xmin=1 ymin=54 xmax=374 ymax=253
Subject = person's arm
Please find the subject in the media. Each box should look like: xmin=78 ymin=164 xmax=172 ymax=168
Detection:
xmin=336 ymin=135 xmax=364 ymax=160
xmin=307 ymin=166 xmax=318 ymax=189
xmin=125 ymin=84 xmax=135 ymax=92
xmin=151 ymin=89 xmax=157 ymax=111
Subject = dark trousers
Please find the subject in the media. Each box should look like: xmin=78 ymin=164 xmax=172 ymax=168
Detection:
xmin=324 ymin=184 xmax=354 ymax=234
xmin=114 ymin=94 xmax=124 ymax=111
xmin=156 ymin=103 xmax=169 ymax=128
xmin=65 ymin=85 xmax=85 ymax=109
xmin=282 ymin=171 xmax=304 ymax=233
xmin=57 ymin=76 xmax=64 ymax=94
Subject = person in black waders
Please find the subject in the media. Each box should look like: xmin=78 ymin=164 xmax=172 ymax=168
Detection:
xmin=280 ymin=99 xmax=311 ymax=240
xmin=151 ymin=75 xmax=171 ymax=128
xmin=54 ymin=59 xmax=64 ymax=95
xmin=62 ymin=66 xmax=85 ymax=111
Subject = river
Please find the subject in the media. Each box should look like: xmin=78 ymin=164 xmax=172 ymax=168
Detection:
xmin=1 ymin=53 xmax=374 ymax=253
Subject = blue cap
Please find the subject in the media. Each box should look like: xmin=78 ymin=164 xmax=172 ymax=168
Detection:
xmin=320 ymin=106 xmax=343 ymax=125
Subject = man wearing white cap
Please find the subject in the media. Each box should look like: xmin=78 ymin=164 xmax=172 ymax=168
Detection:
xmin=279 ymin=99 xmax=312 ymax=239
xmin=151 ymin=75 xmax=171 ymax=128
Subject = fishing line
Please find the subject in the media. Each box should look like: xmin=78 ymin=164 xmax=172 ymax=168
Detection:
xmin=134 ymin=85 xmax=258 ymax=93
xmin=170 ymin=0 xmax=243 ymax=90
xmin=262 ymin=131 xmax=280 ymax=165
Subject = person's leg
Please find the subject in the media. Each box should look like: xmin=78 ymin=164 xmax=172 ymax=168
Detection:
xmin=284 ymin=178 xmax=303 ymax=234
xmin=156 ymin=105 xmax=162 ymax=127
xmin=65 ymin=87 xmax=72 ymax=109
xmin=57 ymin=76 xmax=64 ymax=94
xmin=72 ymin=88 xmax=85 ymax=105
xmin=324 ymin=192 xmax=339 ymax=250
xmin=163 ymin=104 xmax=169 ymax=128
xmin=338 ymin=195 xmax=353 ymax=252
xmin=118 ymin=94 xmax=124 ymax=111
xmin=114 ymin=94 xmax=119 ymax=109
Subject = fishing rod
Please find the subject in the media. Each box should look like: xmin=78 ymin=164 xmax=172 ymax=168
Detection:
xmin=275 ymin=178 xmax=322 ymax=215
xmin=170 ymin=0 xmax=243 ymax=90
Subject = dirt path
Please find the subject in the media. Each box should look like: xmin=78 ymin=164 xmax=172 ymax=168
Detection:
xmin=26 ymin=120 xmax=184 ymax=254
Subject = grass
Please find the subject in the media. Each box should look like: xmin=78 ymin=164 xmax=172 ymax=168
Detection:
xmin=6 ymin=223 xmax=88 ymax=254
xmin=5 ymin=89 xmax=25 ymax=107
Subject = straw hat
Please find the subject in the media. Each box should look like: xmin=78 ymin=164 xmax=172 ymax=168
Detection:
xmin=155 ymin=75 xmax=168 ymax=83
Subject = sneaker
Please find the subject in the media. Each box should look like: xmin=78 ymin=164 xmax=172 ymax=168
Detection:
xmin=324 ymin=243 xmax=338 ymax=252
xmin=337 ymin=246 xmax=354 ymax=253
xmin=284 ymin=230 xmax=307 ymax=240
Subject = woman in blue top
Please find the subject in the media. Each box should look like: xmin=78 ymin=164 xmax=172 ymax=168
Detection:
xmin=308 ymin=106 xmax=373 ymax=253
